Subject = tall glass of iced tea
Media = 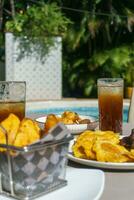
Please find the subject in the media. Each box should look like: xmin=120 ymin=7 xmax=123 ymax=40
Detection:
xmin=0 ymin=81 xmax=26 ymax=122
xmin=97 ymin=78 xmax=124 ymax=134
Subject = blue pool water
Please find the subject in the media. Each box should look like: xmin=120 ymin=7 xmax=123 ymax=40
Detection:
xmin=28 ymin=106 xmax=129 ymax=122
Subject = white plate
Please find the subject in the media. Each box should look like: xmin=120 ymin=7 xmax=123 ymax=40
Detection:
xmin=68 ymin=139 xmax=134 ymax=170
xmin=0 ymin=168 xmax=105 ymax=200
xmin=36 ymin=115 xmax=98 ymax=134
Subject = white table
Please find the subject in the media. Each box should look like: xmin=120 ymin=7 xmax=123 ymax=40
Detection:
xmin=0 ymin=167 xmax=104 ymax=200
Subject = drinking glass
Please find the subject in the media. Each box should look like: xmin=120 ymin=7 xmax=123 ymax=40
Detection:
xmin=0 ymin=81 xmax=26 ymax=122
xmin=97 ymin=78 xmax=124 ymax=134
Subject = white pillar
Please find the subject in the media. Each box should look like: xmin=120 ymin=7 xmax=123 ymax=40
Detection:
xmin=5 ymin=32 xmax=62 ymax=100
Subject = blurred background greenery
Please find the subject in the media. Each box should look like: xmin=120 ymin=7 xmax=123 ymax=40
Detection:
xmin=0 ymin=0 xmax=134 ymax=98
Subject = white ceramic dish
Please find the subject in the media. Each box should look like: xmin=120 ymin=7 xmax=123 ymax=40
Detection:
xmin=36 ymin=115 xmax=98 ymax=134
xmin=1 ymin=168 xmax=105 ymax=200
xmin=68 ymin=139 xmax=134 ymax=170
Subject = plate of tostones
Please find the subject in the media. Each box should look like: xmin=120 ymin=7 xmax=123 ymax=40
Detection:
xmin=36 ymin=111 xmax=98 ymax=134
xmin=68 ymin=130 xmax=134 ymax=170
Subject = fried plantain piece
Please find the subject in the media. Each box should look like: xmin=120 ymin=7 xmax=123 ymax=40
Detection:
xmin=14 ymin=118 xmax=40 ymax=147
xmin=0 ymin=126 xmax=7 ymax=151
xmin=45 ymin=114 xmax=60 ymax=133
xmin=76 ymin=130 xmax=95 ymax=143
xmin=72 ymin=142 xmax=87 ymax=159
xmin=60 ymin=118 xmax=74 ymax=124
xmin=44 ymin=111 xmax=84 ymax=132
xmin=72 ymin=130 xmax=128 ymax=163
xmin=126 ymin=149 xmax=134 ymax=161
xmin=81 ymin=139 xmax=96 ymax=160
xmin=93 ymin=140 xmax=130 ymax=163
xmin=72 ymin=131 xmax=96 ymax=160
xmin=95 ymin=131 xmax=120 ymax=144
xmin=130 ymin=149 xmax=134 ymax=157
xmin=1 ymin=113 xmax=20 ymax=145
xmin=61 ymin=111 xmax=80 ymax=123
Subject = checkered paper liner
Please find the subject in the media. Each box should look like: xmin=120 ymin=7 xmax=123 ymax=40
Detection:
xmin=32 ymin=122 xmax=70 ymax=144
xmin=0 ymin=123 xmax=72 ymax=199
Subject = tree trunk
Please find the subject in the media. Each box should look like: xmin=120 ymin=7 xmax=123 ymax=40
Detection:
xmin=10 ymin=0 xmax=15 ymax=19
xmin=0 ymin=0 xmax=4 ymax=30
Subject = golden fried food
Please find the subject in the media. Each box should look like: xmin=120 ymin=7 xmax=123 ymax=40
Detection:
xmin=93 ymin=140 xmax=130 ymax=162
xmin=126 ymin=149 xmax=134 ymax=161
xmin=72 ymin=142 xmax=87 ymax=159
xmin=72 ymin=130 xmax=134 ymax=163
xmin=73 ymin=131 xmax=97 ymax=160
xmin=94 ymin=130 xmax=120 ymax=144
xmin=45 ymin=114 xmax=60 ymax=133
xmin=73 ymin=132 xmax=96 ymax=160
xmin=61 ymin=111 xmax=80 ymax=123
xmin=44 ymin=111 xmax=91 ymax=133
xmin=0 ymin=114 xmax=41 ymax=149
xmin=73 ymin=130 xmax=120 ymax=161
xmin=130 ymin=149 xmax=134 ymax=157
xmin=0 ymin=126 xmax=6 ymax=149
xmin=60 ymin=118 xmax=74 ymax=124
xmin=0 ymin=113 xmax=20 ymax=145
xmin=14 ymin=118 xmax=40 ymax=147
xmin=80 ymin=140 xmax=96 ymax=160
xmin=75 ymin=130 xmax=119 ymax=145
xmin=76 ymin=130 xmax=95 ymax=142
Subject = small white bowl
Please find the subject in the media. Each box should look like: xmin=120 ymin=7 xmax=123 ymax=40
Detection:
xmin=36 ymin=115 xmax=98 ymax=134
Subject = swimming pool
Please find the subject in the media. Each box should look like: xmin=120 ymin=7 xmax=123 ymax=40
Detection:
xmin=26 ymin=100 xmax=129 ymax=122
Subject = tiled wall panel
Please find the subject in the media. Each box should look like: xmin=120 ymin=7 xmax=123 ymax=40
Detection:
xmin=5 ymin=33 xmax=62 ymax=100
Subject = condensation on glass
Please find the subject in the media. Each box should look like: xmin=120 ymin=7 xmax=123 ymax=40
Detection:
xmin=0 ymin=81 xmax=26 ymax=121
xmin=98 ymin=78 xmax=124 ymax=134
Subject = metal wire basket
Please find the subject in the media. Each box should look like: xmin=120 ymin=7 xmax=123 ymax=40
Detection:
xmin=0 ymin=123 xmax=72 ymax=200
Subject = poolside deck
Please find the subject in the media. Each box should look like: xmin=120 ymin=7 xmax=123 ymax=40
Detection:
xmin=26 ymin=98 xmax=130 ymax=111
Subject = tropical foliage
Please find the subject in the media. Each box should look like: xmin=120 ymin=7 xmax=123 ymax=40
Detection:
xmin=61 ymin=0 xmax=134 ymax=97
xmin=3 ymin=1 xmax=71 ymax=60
xmin=0 ymin=0 xmax=134 ymax=97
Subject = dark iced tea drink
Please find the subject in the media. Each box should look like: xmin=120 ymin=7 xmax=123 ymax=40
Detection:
xmin=0 ymin=81 xmax=26 ymax=122
xmin=0 ymin=101 xmax=25 ymax=122
xmin=98 ymin=78 xmax=123 ymax=134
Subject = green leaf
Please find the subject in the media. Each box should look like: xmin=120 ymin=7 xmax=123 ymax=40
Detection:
xmin=5 ymin=3 xmax=72 ymax=60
